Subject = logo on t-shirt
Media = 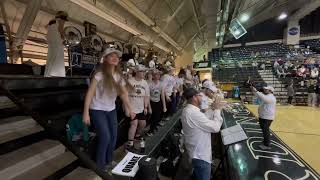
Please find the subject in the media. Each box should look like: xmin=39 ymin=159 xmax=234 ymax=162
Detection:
xmin=136 ymin=88 xmax=142 ymax=94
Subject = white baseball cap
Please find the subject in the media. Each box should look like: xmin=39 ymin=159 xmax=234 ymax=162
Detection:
xmin=263 ymin=86 xmax=274 ymax=92
xmin=100 ymin=48 xmax=122 ymax=63
xmin=152 ymin=69 xmax=162 ymax=74
xmin=203 ymin=80 xmax=218 ymax=93
xmin=134 ymin=64 xmax=147 ymax=72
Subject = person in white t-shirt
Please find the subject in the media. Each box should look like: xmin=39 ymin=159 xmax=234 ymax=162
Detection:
xmin=83 ymin=48 xmax=135 ymax=170
xmin=250 ymin=85 xmax=276 ymax=150
xmin=161 ymin=66 xmax=176 ymax=120
xmin=185 ymin=64 xmax=194 ymax=87
xmin=148 ymin=55 xmax=157 ymax=69
xmin=147 ymin=69 xmax=164 ymax=136
xmin=127 ymin=65 xmax=150 ymax=151
xmin=127 ymin=58 xmax=139 ymax=67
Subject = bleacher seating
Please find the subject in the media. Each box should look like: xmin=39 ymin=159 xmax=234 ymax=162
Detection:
xmin=210 ymin=43 xmax=291 ymax=62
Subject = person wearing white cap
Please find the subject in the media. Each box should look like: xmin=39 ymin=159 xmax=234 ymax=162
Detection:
xmin=200 ymin=80 xmax=218 ymax=113
xmin=83 ymin=47 xmax=135 ymax=170
xmin=250 ymin=85 xmax=276 ymax=150
xmin=127 ymin=64 xmax=150 ymax=151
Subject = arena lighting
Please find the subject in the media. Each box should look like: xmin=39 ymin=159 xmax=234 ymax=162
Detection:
xmin=278 ymin=12 xmax=288 ymax=20
xmin=234 ymin=30 xmax=241 ymax=35
xmin=240 ymin=14 xmax=249 ymax=22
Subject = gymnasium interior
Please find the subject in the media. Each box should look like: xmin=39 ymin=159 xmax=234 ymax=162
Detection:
xmin=0 ymin=0 xmax=320 ymax=179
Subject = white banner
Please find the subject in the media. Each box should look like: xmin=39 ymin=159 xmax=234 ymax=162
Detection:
xmin=284 ymin=25 xmax=300 ymax=45
xmin=112 ymin=152 xmax=145 ymax=177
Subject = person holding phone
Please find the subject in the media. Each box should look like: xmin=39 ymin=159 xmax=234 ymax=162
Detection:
xmin=250 ymin=85 xmax=276 ymax=150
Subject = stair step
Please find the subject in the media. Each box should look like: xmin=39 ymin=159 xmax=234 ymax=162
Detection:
xmin=0 ymin=125 xmax=43 ymax=144
xmin=12 ymin=151 xmax=77 ymax=180
xmin=0 ymin=96 xmax=15 ymax=109
xmin=0 ymin=139 xmax=65 ymax=179
xmin=0 ymin=116 xmax=37 ymax=136
xmin=62 ymin=167 xmax=102 ymax=180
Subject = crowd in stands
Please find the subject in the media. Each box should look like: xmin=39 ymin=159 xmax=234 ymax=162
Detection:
xmin=82 ymin=47 xmax=224 ymax=175
xmin=273 ymin=56 xmax=320 ymax=107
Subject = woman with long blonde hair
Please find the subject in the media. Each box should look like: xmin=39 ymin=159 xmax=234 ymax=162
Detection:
xmin=83 ymin=48 xmax=135 ymax=170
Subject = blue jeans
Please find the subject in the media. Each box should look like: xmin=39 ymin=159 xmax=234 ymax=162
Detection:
xmin=192 ymin=159 xmax=211 ymax=180
xmin=90 ymin=109 xmax=117 ymax=169
xmin=170 ymin=94 xmax=177 ymax=114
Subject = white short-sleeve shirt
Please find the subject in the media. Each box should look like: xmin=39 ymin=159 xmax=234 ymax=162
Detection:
xmin=149 ymin=81 xmax=163 ymax=102
xmin=128 ymin=78 xmax=150 ymax=113
xmin=161 ymin=74 xmax=175 ymax=97
xmin=90 ymin=72 xmax=125 ymax=111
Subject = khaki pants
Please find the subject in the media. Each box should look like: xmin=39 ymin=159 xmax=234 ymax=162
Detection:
xmin=308 ymin=93 xmax=317 ymax=107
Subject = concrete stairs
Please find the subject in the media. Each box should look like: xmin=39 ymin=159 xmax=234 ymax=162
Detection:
xmin=0 ymin=98 xmax=77 ymax=180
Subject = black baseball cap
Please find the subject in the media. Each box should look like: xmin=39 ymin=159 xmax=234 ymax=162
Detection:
xmin=184 ymin=88 xmax=200 ymax=100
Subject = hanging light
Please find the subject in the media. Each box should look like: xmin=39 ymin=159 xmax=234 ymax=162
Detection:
xmin=278 ymin=12 xmax=288 ymax=20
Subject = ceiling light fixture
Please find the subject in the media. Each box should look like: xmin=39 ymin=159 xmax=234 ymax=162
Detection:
xmin=240 ymin=14 xmax=249 ymax=22
xmin=278 ymin=12 xmax=288 ymax=20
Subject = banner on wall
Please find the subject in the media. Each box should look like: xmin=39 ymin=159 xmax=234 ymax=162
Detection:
xmin=284 ymin=25 xmax=300 ymax=45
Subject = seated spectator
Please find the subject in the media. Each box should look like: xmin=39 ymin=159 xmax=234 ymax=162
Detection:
xmin=310 ymin=67 xmax=319 ymax=79
xmin=276 ymin=66 xmax=287 ymax=78
xmin=297 ymin=65 xmax=307 ymax=78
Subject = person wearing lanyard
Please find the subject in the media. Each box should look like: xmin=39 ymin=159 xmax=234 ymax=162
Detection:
xmin=181 ymin=88 xmax=224 ymax=180
xmin=250 ymin=85 xmax=276 ymax=150
xmin=83 ymin=48 xmax=135 ymax=170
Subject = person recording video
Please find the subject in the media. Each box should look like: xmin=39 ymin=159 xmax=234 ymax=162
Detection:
xmin=250 ymin=85 xmax=276 ymax=150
